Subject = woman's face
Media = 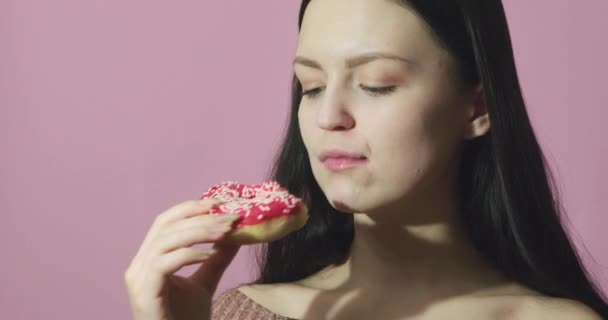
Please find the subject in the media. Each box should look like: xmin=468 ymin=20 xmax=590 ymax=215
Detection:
xmin=296 ymin=0 xmax=485 ymax=213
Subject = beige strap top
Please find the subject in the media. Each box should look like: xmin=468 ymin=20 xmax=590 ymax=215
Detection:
xmin=211 ymin=287 xmax=298 ymax=320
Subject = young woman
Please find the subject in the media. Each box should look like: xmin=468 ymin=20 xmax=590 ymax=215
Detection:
xmin=125 ymin=0 xmax=608 ymax=319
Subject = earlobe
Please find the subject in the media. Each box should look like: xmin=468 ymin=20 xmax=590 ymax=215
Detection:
xmin=463 ymin=84 xmax=491 ymax=140
xmin=464 ymin=113 xmax=491 ymax=140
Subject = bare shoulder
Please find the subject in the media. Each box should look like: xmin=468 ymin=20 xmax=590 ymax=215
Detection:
xmin=236 ymin=283 xmax=273 ymax=300
xmin=238 ymin=282 xmax=311 ymax=296
xmin=458 ymin=283 xmax=602 ymax=320
xmin=237 ymin=283 xmax=283 ymax=296
xmin=518 ymin=296 xmax=602 ymax=320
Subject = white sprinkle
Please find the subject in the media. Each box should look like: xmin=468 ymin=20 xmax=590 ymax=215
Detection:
xmin=257 ymin=214 xmax=264 ymax=220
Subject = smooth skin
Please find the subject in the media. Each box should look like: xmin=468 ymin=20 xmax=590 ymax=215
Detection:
xmin=238 ymin=0 xmax=602 ymax=319
xmin=125 ymin=0 xmax=602 ymax=318
xmin=124 ymin=199 xmax=241 ymax=320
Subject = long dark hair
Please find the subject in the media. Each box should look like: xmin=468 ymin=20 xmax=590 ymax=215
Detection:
xmin=248 ymin=0 xmax=608 ymax=316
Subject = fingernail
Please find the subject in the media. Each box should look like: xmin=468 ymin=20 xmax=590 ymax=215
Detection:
xmin=200 ymin=198 xmax=220 ymax=204
xmin=216 ymin=224 xmax=232 ymax=231
xmin=197 ymin=248 xmax=216 ymax=255
xmin=216 ymin=213 xmax=240 ymax=222
xmin=211 ymin=229 xmax=229 ymax=238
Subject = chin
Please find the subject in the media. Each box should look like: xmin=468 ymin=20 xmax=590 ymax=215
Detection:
xmin=322 ymin=183 xmax=400 ymax=214
xmin=318 ymin=180 xmax=363 ymax=212
xmin=313 ymin=168 xmax=383 ymax=213
xmin=330 ymin=199 xmax=358 ymax=213
xmin=326 ymin=193 xmax=382 ymax=213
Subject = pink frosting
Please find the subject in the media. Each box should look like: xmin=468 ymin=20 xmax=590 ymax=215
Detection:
xmin=198 ymin=181 xmax=305 ymax=229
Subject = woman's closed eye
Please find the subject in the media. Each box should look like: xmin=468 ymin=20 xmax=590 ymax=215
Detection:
xmin=301 ymin=84 xmax=397 ymax=99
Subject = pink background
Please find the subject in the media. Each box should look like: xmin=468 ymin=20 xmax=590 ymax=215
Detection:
xmin=1 ymin=1 xmax=606 ymax=319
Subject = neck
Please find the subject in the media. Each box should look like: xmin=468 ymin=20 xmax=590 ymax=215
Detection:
xmin=296 ymin=179 xmax=510 ymax=299
xmin=343 ymin=213 xmax=505 ymax=297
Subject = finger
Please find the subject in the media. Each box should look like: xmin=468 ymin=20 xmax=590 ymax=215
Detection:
xmin=157 ymin=213 xmax=240 ymax=239
xmin=157 ymin=247 xmax=217 ymax=276
xmin=134 ymin=199 xmax=224 ymax=266
xmin=153 ymin=224 xmax=234 ymax=255
xmin=190 ymin=243 xmax=241 ymax=292
xmin=135 ymin=247 xmax=217 ymax=303
xmin=156 ymin=198 xmax=224 ymax=228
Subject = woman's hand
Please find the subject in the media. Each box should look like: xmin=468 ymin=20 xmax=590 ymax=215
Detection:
xmin=124 ymin=199 xmax=241 ymax=320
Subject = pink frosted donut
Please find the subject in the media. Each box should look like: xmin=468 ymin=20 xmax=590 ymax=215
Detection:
xmin=198 ymin=181 xmax=309 ymax=245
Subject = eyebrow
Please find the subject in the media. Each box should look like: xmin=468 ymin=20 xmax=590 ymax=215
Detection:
xmin=293 ymin=52 xmax=415 ymax=70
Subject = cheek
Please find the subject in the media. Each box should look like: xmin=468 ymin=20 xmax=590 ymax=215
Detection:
xmin=368 ymin=100 xmax=461 ymax=183
xmin=298 ymin=106 xmax=316 ymax=150
xmin=374 ymin=114 xmax=429 ymax=173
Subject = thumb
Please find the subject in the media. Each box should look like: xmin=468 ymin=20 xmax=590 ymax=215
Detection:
xmin=190 ymin=243 xmax=241 ymax=293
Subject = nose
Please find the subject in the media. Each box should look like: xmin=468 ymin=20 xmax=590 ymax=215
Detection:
xmin=316 ymin=83 xmax=355 ymax=131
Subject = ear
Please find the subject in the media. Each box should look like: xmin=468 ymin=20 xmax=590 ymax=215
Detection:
xmin=463 ymin=83 xmax=491 ymax=140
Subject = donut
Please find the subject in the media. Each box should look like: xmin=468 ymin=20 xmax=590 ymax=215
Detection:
xmin=198 ymin=181 xmax=309 ymax=245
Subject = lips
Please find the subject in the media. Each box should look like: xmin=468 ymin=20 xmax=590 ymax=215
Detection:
xmin=319 ymin=149 xmax=366 ymax=162
xmin=322 ymin=157 xmax=368 ymax=171
xmin=319 ymin=149 xmax=368 ymax=171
